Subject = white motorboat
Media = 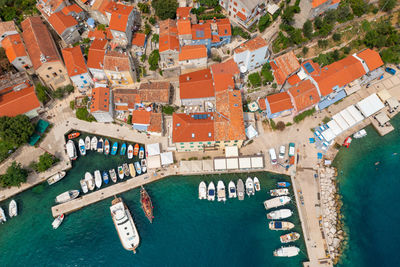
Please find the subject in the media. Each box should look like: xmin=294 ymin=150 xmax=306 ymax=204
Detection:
xmin=8 ymin=200 xmax=17 ymax=218
xmin=80 ymin=179 xmax=88 ymax=193
xmin=47 ymin=171 xmax=66 ymax=185
xmin=207 ymin=182 xmax=215 ymax=201
xmin=91 ymin=136 xmax=98 ymax=150
xmin=94 ymin=170 xmax=102 ymax=189
xmin=269 ymin=221 xmax=295 ymax=231
xmin=78 ymin=138 xmax=86 ymax=156
xmin=198 ymin=181 xmax=207 ymax=200
xmin=253 ymin=177 xmax=260 ymax=191
xmin=97 ymin=138 xmax=104 ymax=153
xmin=353 ymin=129 xmax=367 ymax=139
xmin=118 ymin=166 xmax=124 ymax=179
xmin=110 ymin=197 xmax=140 ymax=252
xmin=55 ymin=190 xmax=80 ymax=204
xmin=245 ymin=177 xmax=254 ymax=197
xmin=267 ymin=209 xmax=293 ymax=220
xmin=85 ymin=136 xmax=91 ymax=150
xmin=109 ymin=169 xmax=117 ymax=183
xmin=217 ymin=181 xmax=226 ymax=202
xmin=228 ymin=181 xmax=237 ymax=198
xmin=0 ymin=207 xmax=6 ymax=223
xmin=52 ymin=214 xmax=64 ymax=229
xmin=237 ymin=179 xmax=245 ymax=200
xmin=66 ymin=140 xmax=77 ymax=160
xmin=85 ymin=172 xmax=95 ymax=191
xmin=264 ymin=196 xmax=291 ymax=210
xmin=270 ymin=188 xmax=289 ymax=197
xmin=280 ymin=232 xmax=301 ymax=243
xmin=141 ymin=159 xmax=147 ymax=173
xmin=127 ymin=144 xmax=133 ymax=159
xmin=273 ymin=246 xmax=300 ymax=257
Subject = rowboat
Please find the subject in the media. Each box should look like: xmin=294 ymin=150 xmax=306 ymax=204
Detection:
xmin=9 ymin=200 xmax=17 ymax=218
xmin=280 ymin=232 xmax=300 ymax=243
xmin=120 ymin=143 xmax=127 ymax=156
xmin=141 ymin=159 xmax=147 ymax=173
xmin=129 ymin=163 xmax=136 ymax=177
xmin=111 ymin=142 xmax=118 ymax=155
xmin=104 ymin=139 xmax=110 ymax=155
xmin=277 ymin=182 xmax=291 ymax=188
xmin=55 ymin=190 xmax=80 ymax=204
xmin=94 ymin=170 xmax=102 ymax=189
xmin=109 ymin=169 xmax=117 ymax=183
xmin=68 ymin=132 xmax=80 ymax=139
xmin=85 ymin=172 xmax=95 ymax=191
xmin=47 ymin=171 xmax=66 ymax=185
xmin=97 ymin=138 xmax=104 ymax=153
xmin=91 ymin=136 xmax=98 ymax=150
xmin=127 ymin=144 xmax=133 ymax=159
xmin=138 ymin=146 xmax=144 ymax=159
xmin=102 ymin=171 xmax=109 ymax=184
xmin=118 ymin=166 xmax=124 ymax=179
xmin=123 ymin=163 xmax=130 ymax=177
xmin=133 ymin=144 xmax=139 ymax=156
xmin=52 ymin=214 xmax=64 ymax=229
xmin=140 ymin=186 xmax=154 ymax=223
xmin=85 ymin=136 xmax=91 ymax=150
xmin=254 ymin=177 xmax=260 ymax=191
xmin=80 ymin=179 xmax=88 ymax=193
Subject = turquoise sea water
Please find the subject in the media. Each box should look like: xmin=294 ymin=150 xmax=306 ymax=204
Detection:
xmin=334 ymin=115 xmax=400 ymax=267
xmin=0 ymin=138 xmax=307 ymax=266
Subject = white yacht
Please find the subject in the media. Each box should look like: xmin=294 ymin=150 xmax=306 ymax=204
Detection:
xmin=85 ymin=136 xmax=91 ymax=150
xmin=85 ymin=172 xmax=95 ymax=191
xmin=97 ymin=138 xmax=104 ymax=153
xmin=94 ymin=170 xmax=102 ymax=189
xmin=280 ymin=232 xmax=301 ymax=243
xmin=78 ymin=138 xmax=86 ymax=156
xmin=52 ymin=214 xmax=64 ymax=229
xmin=198 ymin=181 xmax=207 ymax=200
xmin=353 ymin=129 xmax=367 ymax=138
xmin=270 ymin=188 xmax=289 ymax=197
xmin=110 ymin=197 xmax=140 ymax=253
xmin=55 ymin=190 xmax=80 ymax=204
xmin=47 ymin=171 xmax=66 ymax=185
xmin=267 ymin=209 xmax=293 ymax=220
xmin=228 ymin=181 xmax=237 ymax=198
xmin=8 ymin=200 xmax=17 ymax=218
xmin=207 ymin=182 xmax=215 ymax=201
xmin=80 ymin=179 xmax=88 ymax=193
xmin=66 ymin=140 xmax=77 ymax=160
xmin=273 ymin=246 xmax=300 ymax=257
xmin=91 ymin=136 xmax=98 ymax=150
xmin=237 ymin=179 xmax=245 ymax=201
xmin=264 ymin=196 xmax=291 ymax=210
xmin=217 ymin=181 xmax=226 ymax=202
xmin=269 ymin=221 xmax=295 ymax=231
xmin=0 ymin=207 xmax=6 ymax=223
xmin=245 ymin=177 xmax=254 ymax=197
xmin=253 ymin=177 xmax=261 ymax=191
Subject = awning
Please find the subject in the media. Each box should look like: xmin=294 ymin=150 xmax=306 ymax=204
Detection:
xmin=339 ymin=108 xmax=357 ymax=127
xmin=202 ymin=160 xmax=214 ymax=171
xmin=225 ymin=146 xmax=239 ymax=157
xmin=226 ymin=158 xmax=239 ymax=170
xmin=375 ymin=112 xmax=390 ymax=125
xmin=245 ymin=125 xmax=258 ymax=140
xmin=377 ymin=89 xmax=391 ymax=102
xmin=239 ymin=157 xmax=251 ymax=169
xmin=321 ymin=128 xmax=336 ymax=142
xmin=332 ymin=113 xmax=350 ymax=132
xmin=326 ymin=120 xmax=343 ymax=136
xmin=345 ymin=105 xmax=364 ymax=123
xmin=146 ymin=143 xmax=160 ymax=156
xmin=387 ymin=97 xmax=399 ymax=109
xmin=251 ymin=156 xmax=264 ymax=169
xmin=160 ymin=152 xmax=173 ymax=166
xmin=356 ymin=93 xmax=385 ymax=117
xmin=147 ymin=155 xmax=161 ymax=169
xmin=214 ymin=158 xmax=227 ymax=170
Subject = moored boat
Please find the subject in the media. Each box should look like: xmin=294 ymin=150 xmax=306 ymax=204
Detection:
xmin=277 ymin=182 xmax=291 ymax=188
xmin=129 ymin=164 xmax=136 ymax=177
xmin=140 ymin=186 xmax=154 ymax=223
xmin=267 ymin=209 xmax=293 ymax=220
xmin=102 ymin=171 xmax=109 ymax=184
xmin=52 ymin=214 xmax=64 ymax=229
xmin=91 ymin=136 xmax=98 ymax=151
xmin=97 ymin=138 xmax=104 ymax=153
xmin=254 ymin=177 xmax=261 ymax=191
xmin=280 ymin=232 xmax=300 ymax=243
xmin=120 ymin=143 xmax=127 ymax=156
xmin=104 ymin=139 xmax=110 ymax=155
xmin=0 ymin=207 xmax=6 ymax=223
xmin=134 ymin=162 xmax=142 ymax=175
xmin=228 ymin=181 xmax=237 ymax=198
xmin=66 ymin=140 xmax=77 ymax=160
xmin=264 ymin=196 xmax=291 ymax=210
xmin=68 ymin=132 xmax=80 ymax=139
xmin=353 ymin=129 xmax=367 ymax=139
xmin=78 ymin=138 xmax=86 ymax=156
xmin=245 ymin=177 xmax=254 ymax=197
xmin=199 ymin=181 xmax=207 ymax=200
xmin=94 ymin=170 xmax=102 ymax=189
xmin=237 ymin=179 xmax=245 ymax=200
xmin=138 ymin=146 xmax=144 ymax=159
xmin=268 ymin=221 xmax=295 ymax=230
xmin=109 ymin=169 xmax=117 ymax=183
xmin=207 ymin=182 xmax=215 ymax=201
xmin=9 ymin=200 xmax=17 ymax=218
xmin=111 ymin=142 xmax=118 ymax=155
xmin=85 ymin=172 xmax=95 ymax=191
xmin=85 ymin=136 xmax=91 ymax=150
xmin=273 ymin=246 xmax=300 ymax=257
xmin=270 ymin=188 xmax=289 ymax=196
xmin=141 ymin=159 xmax=147 ymax=173
xmin=123 ymin=163 xmax=130 ymax=177
xmin=55 ymin=190 xmax=80 ymax=204
xmin=127 ymin=144 xmax=133 ymax=159
xmin=217 ymin=181 xmax=226 ymax=202
xmin=133 ymin=144 xmax=139 ymax=156
xmin=343 ymin=136 xmax=352 ymax=148
xmin=80 ymin=179 xmax=88 ymax=193
xmin=47 ymin=171 xmax=66 ymax=185
xmin=118 ymin=166 xmax=124 ymax=179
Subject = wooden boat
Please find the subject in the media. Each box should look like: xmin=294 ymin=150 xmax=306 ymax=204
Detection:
xmin=85 ymin=172 xmax=95 ymax=191
xmin=141 ymin=159 xmax=147 ymax=173
xmin=237 ymin=179 xmax=245 ymax=200
xmin=78 ymin=138 xmax=86 ymax=156
xmin=104 ymin=139 xmax=110 ymax=155
xmin=280 ymin=232 xmax=300 ymax=243
xmin=254 ymin=177 xmax=261 ymax=191
xmin=270 ymin=188 xmax=289 ymax=197
xmin=111 ymin=142 xmax=118 ymax=155
xmin=9 ymin=200 xmax=17 ymax=218
xmin=133 ymin=144 xmax=139 ymax=156
xmin=109 ymin=169 xmax=117 ymax=183
xmin=120 ymin=143 xmax=127 ymax=156
xmin=118 ymin=166 xmax=124 ymax=179
xmin=277 ymin=182 xmax=291 ymax=188
xmin=138 ymin=146 xmax=144 ymax=159
xmin=55 ymin=190 xmax=80 ymax=204
xmin=97 ymin=138 xmax=104 ymax=153
xmin=343 ymin=136 xmax=352 ymax=148
xmin=91 ymin=136 xmax=98 ymax=150
xmin=140 ymin=186 xmax=154 ymax=223
xmin=134 ymin=162 xmax=141 ymax=175
xmin=80 ymin=179 xmax=88 ymax=193
xmin=127 ymin=144 xmax=133 ymax=159
xmin=52 ymin=214 xmax=64 ymax=229
xmin=47 ymin=171 xmax=66 ymax=185
xmin=68 ymin=132 xmax=80 ymax=139
xmin=102 ymin=171 xmax=109 ymax=184
xmin=269 ymin=221 xmax=295 ymax=231
xmin=85 ymin=136 xmax=91 ymax=150
xmin=129 ymin=163 xmax=136 ymax=177
xmin=123 ymin=163 xmax=130 ymax=177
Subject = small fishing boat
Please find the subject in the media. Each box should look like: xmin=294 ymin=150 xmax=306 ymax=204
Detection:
xmin=123 ymin=163 xmax=130 ymax=177
xmin=78 ymin=138 xmax=86 ymax=156
xmin=253 ymin=177 xmax=261 ymax=191
xmin=66 ymin=140 xmax=77 ymax=160
xmin=118 ymin=166 xmax=124 ymax=179
xmin=97 ymin=138 xmax=104 ymax=153
xmin=91 ymin=136 xmax=98 ymax=151
xmin=109 ymin=169 xmax=117 ymax=183
xmin=134 ymin=161 xmax=142 ymax=175
xmin=270 ymin=188 xmax=289 ymax=196
xmin=68 ymin=132 xmax=80 ymax=139
xmin=0 ymin=207 xmax=6 ymax=223
xmin=141 ymin=159 xmax=147 ymax=173
xmin=138 ymin=146 xmax=144 ymax=159
xmin=85 ymin=172 xmax=95 ymax=191
xmin=94 ymin=170 xmax=102 ymax=189
xmin=207 ymin=182 xmax=215 ymax=201
xmin=52 ymin=214 xmax=64 ymax=229
xmin=199 ymin=181 xmax=207 ymax=200
xmin=102 ymin=171 xmax=109 ymax=184
xmin=47 ymin=171 xmax=66 ymax=185
xmin=55 ymin=190 xmax=80 ymax=204
xmin=264 ymin=196 xmax=291 ymax=210
xmin=280 ymin=232 xmax=300 ymax=243
xmin=217 ymin=181 xmax=226 ymax=202
xmin=111 ymin=142 xmax=118 ymax=155
xmin=273 ymin=246 xmax=300 ymax=257
xmin=245 ymin=177 xmax=254 ymax=197
xmin=129 ymin=163 xmax=136 ymax=177
xmin=267 ymin=209 xmax=293 ymax=220
xmin=237 ymin=179 xmax=245 ymax=201
xmin=133 ymin=144 xmax=139 ymax=156
xmin=85 ymin=136 xmax=91 ymax=150
xmin=269 ymin=221 xmax=295 ymax=231
xmin=104 ymin=139 xmax=110 ymax=155
xmin=228 ymin=181 xmax=237 ymax=198
xmin=127 ymin=144 xmax=133 ymax=159
xmin=353 ymin=129 xmax=367 ymax=139
xmin=9 ymin=200 xmax=17 ymax=218
xmin=140 ymin=186 xmax=154 ymax=223
xmin=120 ymin=143 xmax=127 ymax=156
xmin=343 ymin=136 xmax=352 ymax=148
xmin=80 ymin=179 xmax=88 ymax=193
xmin=277 ymin=182 xmax=291 ymax=188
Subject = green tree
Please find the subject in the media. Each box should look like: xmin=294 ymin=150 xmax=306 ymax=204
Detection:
xmin=302 ymin=46 xmax=309 ymax=55
xmin=248 ymin=72 xmax=261 ymax=87
xmin=149 ymin=17 xmax=156 ymax=25
xmin=151 ymin=33 xmax=159 ymax=43
xmin=31 ymin=153 xmax=58 ymax=172
xmin=199 ymin=0 xmax=219 ymax=7
xmin=379 ymin=0 xmax=396 ymax=12
xmin=76 ymin=108 xmax=96 ymax=122
xmin=144 ymin=23 xmax=152 ymax=35
xmin=0 ymin=115 xmax=34 ymax=146
xmin=258 ymin=15 xmax=271 ymax=32
xmin=148 ymin=50 xmax=160 ymax=70
xmin=318 ymin=39 xmax=329 ymax=48
xmin=302 ymin=20 xmax=313 ymax=39
xmin=332 ymin=33 xmax=341 ymax=42
xmin=97 ymin=24 xmax=106 ymax=31
xmin=138 ymin=3 xmax=150 ymax=13
xmin=35 ymin=83 xmax=50 ymax=103
xmin=0 ymin=161 xmax=28 ymax=188
xmin=152 ymin=0 xmax=178 ymax=20
xmin=336 ymin=3 xmax=354 ymax=23
xmin=349 ymin=0 xmax=368 ymax=17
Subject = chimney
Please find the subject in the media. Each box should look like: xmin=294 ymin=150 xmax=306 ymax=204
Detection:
xmin=186 ymin=76 xmax=190 ymax=81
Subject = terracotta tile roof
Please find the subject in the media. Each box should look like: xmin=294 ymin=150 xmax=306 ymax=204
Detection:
xmin=312 ymin=0 xmax=331 ymax=8
xmin=214 ymin=18 xmax=231 ymax=37
xmin=266 ymin=91 xmax=293 ymax=114
xmin=108 ymin=3 xmax=133 ymax=32
xmin=159 ymin=34 xmax=179 ymax=53
xmin=211 ymin=34 xmax=220 ymax=43
xmin=132 ymin=110 xmax=151 ymax=125
xmin=192 ymin=23 xmax=211 ymax=40
xmin=90 ymin=86 xmax=110 ymax=112
xmin=356 ymin=48 xmax=384 ymax=72
xmin=271 ymin=51 xmax=301 ymax=85
xmin=176 ymin=7 xmax=192 ymax=19
xmin=237 ymin=11 xmax=247 ymax=21
xmin=214 ymin=90 xmax=246 ymax=141
xmin=213 ymin=73 xmax=235 ymax=92
xmin=258 ymin=98 xmax=266 ymax=110
xmin=115 ymin=105 xmax=128 ymax=111
xmin=87 ymin=39 xmax=107 ymax=69
xmin=301 ymin=60 xmax=320 ymax=75
xmin=0 ymin=83 xmax=40 ymax=117
xmin=177 ymin=19 xmax=192 ymax=36
xmin=312 ymin=55 xmax=366 ymax=96
xmin=105 ymin=28 xmax=113 ymax=39
xmin=103 ymin=50 xmax=131 ymax=71
xmin=131 ymin=32 xmax=146 ymax=47
xmin=113 ymin=88 xmax=140 ymax=108
xmin=287 ymin=74 xmax=301 ymax=85
xmin=91 ymin=0 xmax=112 ymax=12
xmin=179 ymin=45 xmax=207 ymax=61
xmin=234 ymin=36 xmax=268 ymax=54
xmin=139 ymin=81 xmax=170 ymax=104
xmin=288 ymin=79 xmax=320 ymax=112
xmin=61 ymin=46 xmax=87 ymax=77
xmin=21 ymin=16 xmax=62 ymax=70
xmin=48 ymin=11 xmax=78 ymax=35
xmin=179 ymin=68 xmax=214 ymax=99
xmin=61 ymin=4 xmax=83 ymax=15
xmin=1 ymin=34 xmax=28 ymax=63
xmin=0 ymin=21 xmax=16 ymax=37
xmin=37 ymin=0 xmax=66 ymax=15
xmin=159 ymin=19 xmax=178 ymax=37
xmin=88 ymin=29 xmax=106 ymax=40
xmin=172 ymin=112 xmax=215 ymax=143
xmin=148 ymin=112 xmax=162 ymax=133
xmin=210 ymin=59 xmax=240 ymax=76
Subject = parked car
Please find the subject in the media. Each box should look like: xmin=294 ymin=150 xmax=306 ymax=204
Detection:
xmin=288 ymin=143 xmax=295 ymax=157
xmin=385 ymin=67 xmax=396 ymax=75
xmin=269 ymin=148 xmax=277 ymax=165
xmin=396 ymin=65 xmax=400 ymax=70
xmin=279 ymin=145 xmax=285 ymax=159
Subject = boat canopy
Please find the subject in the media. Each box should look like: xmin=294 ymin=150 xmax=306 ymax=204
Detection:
xmin=275 ymin=221 xmax=282 ymax=228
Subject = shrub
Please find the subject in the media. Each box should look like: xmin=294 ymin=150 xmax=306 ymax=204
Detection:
xmin=293 ymin=107 xmax=316 ymax=123
xmin=258 ymin=14 xmax=271 ymax=32
xmin=232 ymin=26 xmax=251 ymax=39
xmin=276 ymin=121 xmax=286 ymax=131
xmin=141 ymin=54 xmax=147 ymax=62
xmin=286 ymin=122 xmax=293 ymax=126
xmin=272 ymin=83 xmax=277 ymax=89
xmin=162 ymin=105 xmax=177 ymax=115
xmin=270 ymin=119 xmax=276 ymax=130
xmin=0 ymin=161 xmax=28 ymax=188
xmin=332 ymin=33 xmax=341 ymax=42
xmin=322 ymin=116 xmax=331 ymax=124
xmin=302 ymin=46 xmax=309 ymax=55
xmin=127 ymin=115 xmax=132 ymax=125
xmin=30 ymin=153 xmax=59 ymax=173
xmin=69 ymin=100 xmax=75 ymax=110
xmin=149 ymin=17 xmax=156 ymax=25
xmin=318 ymin=39 xmax=329 ymax=48
xmin=35 ymin=83 xmax=50 ymax=103
xmin=149 ymin=50 xmax=160 ymax=70
xmin=248 ymin=72 xmax=262 ymax=87
xmin=76 ymin=108 xmax=96 ymax=122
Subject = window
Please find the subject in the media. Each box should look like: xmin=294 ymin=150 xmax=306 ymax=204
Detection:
xmin=59 ymin=69 xmax=62 ymax=73
xmin=21 ymin=61 xmax=25 ymax=65
xmin=234 ymin=1 xmax=237 ymax=6
xmin=52 ymin=72 xmax=58 ymax=77
xmin=233 ymin=7 xmax=236 ymax=12
xmin=190 ymin=142 xmax=194 ymax=144
xmin=46 ymin=75 xmax=50 ymax=78
xmin=48 ymin=67 xmax=52 ymax=70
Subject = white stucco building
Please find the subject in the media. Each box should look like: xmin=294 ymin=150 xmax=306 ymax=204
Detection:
xmin=233 ymin=36 xmax=269 ymax=72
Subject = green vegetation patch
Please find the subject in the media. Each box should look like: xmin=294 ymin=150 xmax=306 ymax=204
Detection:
xmin=294 ymin=107 xmax=316 ymax=123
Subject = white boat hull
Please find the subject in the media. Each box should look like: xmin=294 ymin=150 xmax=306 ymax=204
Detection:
xmin=9 ymin=200 xmax=17 ymax=217
xmin=199 ymin=181 xmax=207 ymax=200
xmin=94 ymin=170 xmax=102 ymax=189
xmin=228 ymin=181 xmax=237 ymax=198
xmin=207 ymin=182 xmax=215 ymax=201
xmin=217 ymin=181 xmax=226 ymax=202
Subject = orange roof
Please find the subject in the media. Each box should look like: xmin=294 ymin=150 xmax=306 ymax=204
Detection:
xmin=91 ymin=0 xmax=112 ymax=12
xmin=139 ymin=81 xmax=170 ymax=104
xmin=258 ymin=98 xmax=267 ymax=110
xmin=90 ymin=87 xmax=110 ymax=112
xmin=192 ymin=23 xmax=211 ymax=40
xmin=179 ymin=68 xmax=214 ymax=99
xmin=113 ymin=88 xmax=140 ymax=108
xmin=61 ymin=4 xmax=83 ymax=15
xmin=0 ymin=21 xmax=16 ymax=37
xmin=179 ymin=45 xmax=207 ymax=61
xmin=213 ymin=74 xmax=235 ymax=92
xmin=1 ymin=34 xmax=28 ymax=63
xmin=48 ymin=11 xmax=78 ymax=35
xmin=132 ymin=110 xmax=151 ymax=125
xmin=176 ymin=7 xmax=192 ymax=19
xmin=357 ymin=48 xmax=384 ymax=72
xmin=312 ymin=0 xmax=340 ymax=8
xmin=148 ymin=112 xmax=163 ymax=133
xmin=115 ymin=105 xmax=128 ymax=111
xmin=271 ymin=51 xmax=301 ymax=85
xmin=266 ymin=91 xmax=293 ymax=114
xmin=108 ymin=3 xmax=133 ymax=32
xmin=237 ymin=11 xmax=247 ymax=21
xmin=88 ymin=29 xmax=106 ymax=40
xmin=214 ymin=18 xmax=231 ymax=37
xmin=131 ymin=32 xmax=146 ymax=47
xmin=159 ymin=19 xmax=178 ymax=37
xmin=210 ymin=59 xmax=240 ymax=76
xmin=61 ymin=46 xmax=87 ymax=77
xmin=159 ymin=34 xmax=179 ymax=52
xmin=288 ymin=80 xmax=320 ymax=112
xmin=287 ymin=74 xmax=301 ymax=85
xmin=87 ymin=39 xmax=107 ymax=69
xmin=177 ymin=19 xmax=192 ymax=36
xmin=211 ymin=34 xmax=220 ymax=43
xmin=105 ymin=28 xmax=113 ymax=39
xmin=103 ymin=50 xmax=131 ymax=71
xmin=235 ymin=36 xmax=268 ymax=53
xmin=0 ymin=83 xmax=41 ymax=117
xmin=172 ymin=112 xmax=215 ymax=143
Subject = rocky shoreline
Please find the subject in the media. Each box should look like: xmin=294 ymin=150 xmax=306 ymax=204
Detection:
xmin=319 ymin=166 xmax=347 ymax=265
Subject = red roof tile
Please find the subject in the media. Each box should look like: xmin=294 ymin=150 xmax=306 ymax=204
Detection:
xmin=159 ymin=34 xmax=179 ymax=52
xmin=88 ymin=29 xmax=106 ymax=40
xmin=179 ymin=68 xmax=214 ymax=99
xmin=139 ymin=81 xmax=170 ymax=104
xmin=61 ymin=46 xmax=87 ymax=77
xmin=0 ymin=21 xmax=16 ymax=37
xmin=176 ymin=7 xmax=192 ymax=19
xmin=132 ymin=110 xmax=151 ymax=125
xmin=159 ymin=19 xmax=178 ymax=37
xmin=214 ymin=18 xmax=231 ymax=37
xmin=61 ymin=4 xmax=83 ymax=15
xmin=287 ymin=74 xmax=301 ymax=85
xmin=234 ymin=36 xmax=268 ymax=53
xmin=288 ymin=80 xmax=320 ymax=112
xmin=108 ymin=3 xmax=133 ymax=32
xmin=177 ymin=19 xmax=192 ymax=36
xmin=103 ymin=50 xmax=131 ymax=71
xmin=148 ymin=112 xmax=163 ymax=133
xmin=48 ymin=11 xmax=78 ymax=35
xmin=87 ymin=39 xmax=107 ymax=69
xmin=210 ymin=59 xmax=240 ymax=76
xmin=266 ymin=91 xmax=293 ymax=114
xmin=357 ymin=48 xmax=384 ymax=72
xmin=213 ymin=73 xmax=235 ymax=92
xmin=1 ymin=34 xmax=28 ymax=63
xmin=172 ymin=112 xmax=215 ymax=143
xmin=271 ymin=51 xmax=301 ymax=85
xmin=113 ymin=88 xmax=140 ymax=107
xmin=258 ymin=98 xmax=266 ymax=110
xmin=179 ymin=45 xmax=207 ymax=61
xmin=90 ymin=86 xmax=110 ymax=112
xmin=0 ymin=83 xmax=40 ymax=117
xmin=192 ymin=23 xmax=211 ymax=40
xmin=237 ymin=11 xmax=247 ymax=21
xmin=131 ymin=32 xmax=146 ymax=47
